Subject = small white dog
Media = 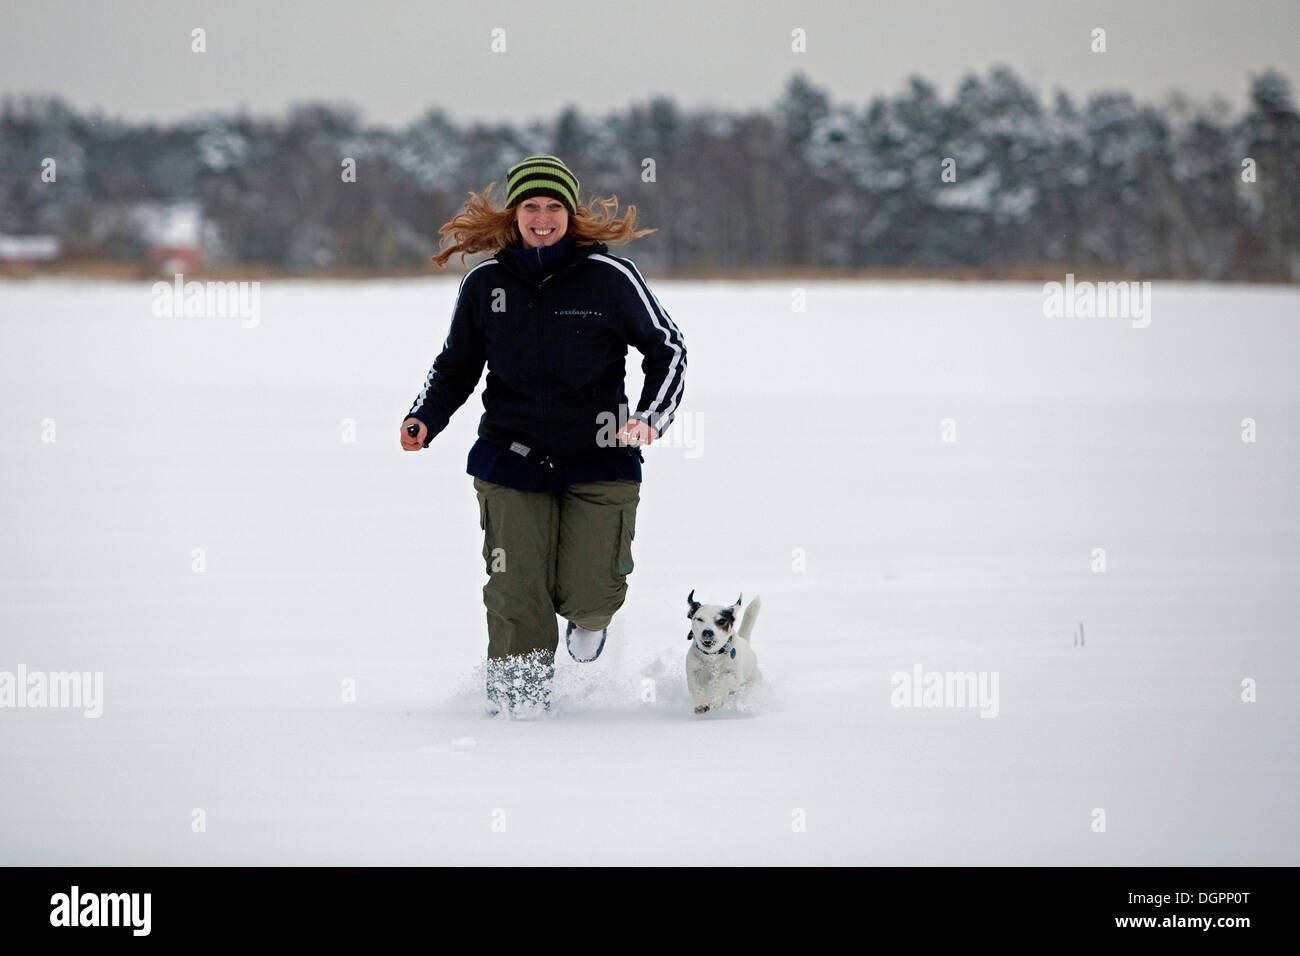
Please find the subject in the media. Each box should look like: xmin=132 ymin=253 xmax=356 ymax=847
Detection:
xmin=685 ymin=590 xmax=763 ymax=714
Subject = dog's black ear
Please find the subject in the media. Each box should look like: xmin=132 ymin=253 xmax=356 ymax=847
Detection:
xmin=687 ymin=629 xmax=694 ymax=641
xmin=687 ymin=588 xmax=700 ymax=617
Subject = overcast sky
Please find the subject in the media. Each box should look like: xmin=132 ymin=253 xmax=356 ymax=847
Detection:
xmin=2 ymin=0 xmax=1297 ymax=127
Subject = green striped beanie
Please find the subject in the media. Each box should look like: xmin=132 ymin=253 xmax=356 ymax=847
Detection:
xmin=506 ymin=155 xmax=580 ymax=214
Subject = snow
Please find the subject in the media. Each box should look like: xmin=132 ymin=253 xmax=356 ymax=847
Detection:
xmin=0 ymin=277 xmax=1297 ymax=865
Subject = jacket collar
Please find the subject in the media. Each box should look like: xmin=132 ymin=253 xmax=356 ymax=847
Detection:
xmin=495 ymin=237 xmax=607 ymax=285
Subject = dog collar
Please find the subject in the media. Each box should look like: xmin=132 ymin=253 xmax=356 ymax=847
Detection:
xmin=695 ymin=633 xmax=736 ymax=657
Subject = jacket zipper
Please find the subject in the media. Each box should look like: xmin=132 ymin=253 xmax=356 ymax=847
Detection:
xmin=517 ymin=252 xmax=589 ymax=465
xmin=535 ymin=276 xmax=548 ymax=463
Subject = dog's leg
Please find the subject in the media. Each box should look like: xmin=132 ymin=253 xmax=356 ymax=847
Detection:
xmin=715 ymin=668 xmax=742 ymax=708
xmin=688 ymin=660 xmax=712 ymax=714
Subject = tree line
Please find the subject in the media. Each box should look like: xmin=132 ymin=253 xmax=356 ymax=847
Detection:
xmin=1 ymin=67 xmax=1296 ymax=279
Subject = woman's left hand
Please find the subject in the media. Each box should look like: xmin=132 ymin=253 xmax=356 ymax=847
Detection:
xmin=616 ymin=418 xmax=659 ymax=447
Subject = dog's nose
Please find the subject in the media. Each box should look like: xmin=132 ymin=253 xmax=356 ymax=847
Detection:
xmin=701 ymin=628 xmax=713 ymax=639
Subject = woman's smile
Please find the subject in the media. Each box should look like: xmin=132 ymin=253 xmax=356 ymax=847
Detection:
xmin=518 ymin=197 xmax=568 ymax=248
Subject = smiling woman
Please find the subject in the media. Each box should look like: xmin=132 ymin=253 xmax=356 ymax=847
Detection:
xmin=428 ymin=155 xmax=654 ymax=266
xmin=516 ymin=195 xmax=567 ymax=247
xmin=401 ymin=155 xmax=688 ymax=718
xmin=508 ymin=155 xmax=577 ymax=249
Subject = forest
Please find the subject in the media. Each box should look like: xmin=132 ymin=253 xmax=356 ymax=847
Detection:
xmin=1 ymin=67 xmax=1296 ymax=279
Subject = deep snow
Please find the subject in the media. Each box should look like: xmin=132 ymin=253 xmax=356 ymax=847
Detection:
xmin=0 ymin=277 xmax=1296 ymax=864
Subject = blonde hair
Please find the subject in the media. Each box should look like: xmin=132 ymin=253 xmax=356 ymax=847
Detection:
xmin=431 ymin=182 xmax=655 ymax=267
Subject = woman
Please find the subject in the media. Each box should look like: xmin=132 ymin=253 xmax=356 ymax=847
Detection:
xmin=400 ymin=155 xmax=686 ymax=718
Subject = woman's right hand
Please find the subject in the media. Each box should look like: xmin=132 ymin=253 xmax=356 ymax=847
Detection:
xmin=400 ymin=418 xmax=428 ymax=451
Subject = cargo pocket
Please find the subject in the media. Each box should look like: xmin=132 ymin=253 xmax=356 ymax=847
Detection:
xmin=477 ymin=492 xmax=493 ymax=573
xmin=614 ymin=500 xmax=637 ymax=577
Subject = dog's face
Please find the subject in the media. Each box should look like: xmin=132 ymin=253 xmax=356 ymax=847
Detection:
xmin=686 ymin=589 xmax=742 ymax=652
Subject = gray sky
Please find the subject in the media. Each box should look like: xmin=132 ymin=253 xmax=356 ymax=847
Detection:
xmin=2 ymin=0 xmax=1297 ymax=126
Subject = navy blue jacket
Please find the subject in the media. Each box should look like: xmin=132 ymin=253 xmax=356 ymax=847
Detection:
xmin=406 ymin=237 xmax=686 ymax=482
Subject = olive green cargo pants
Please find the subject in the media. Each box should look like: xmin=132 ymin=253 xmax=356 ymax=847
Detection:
xmin=473 ymin=477 xmax=640 ymax=661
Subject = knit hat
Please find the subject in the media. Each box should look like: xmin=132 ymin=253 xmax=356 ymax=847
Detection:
xmin=506 ymin=155 xmax=580 ymax=214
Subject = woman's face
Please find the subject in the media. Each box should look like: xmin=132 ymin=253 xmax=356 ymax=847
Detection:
xmin=516 ymin=196 xmax=568 ymax=249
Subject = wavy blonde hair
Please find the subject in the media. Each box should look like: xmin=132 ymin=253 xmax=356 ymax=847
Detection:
xmin=431 ymin=182 xmax=655 ymax=267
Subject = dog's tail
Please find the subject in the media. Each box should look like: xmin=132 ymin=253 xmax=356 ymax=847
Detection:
xmin=738 ymin=595 xmax=762 ymax=642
